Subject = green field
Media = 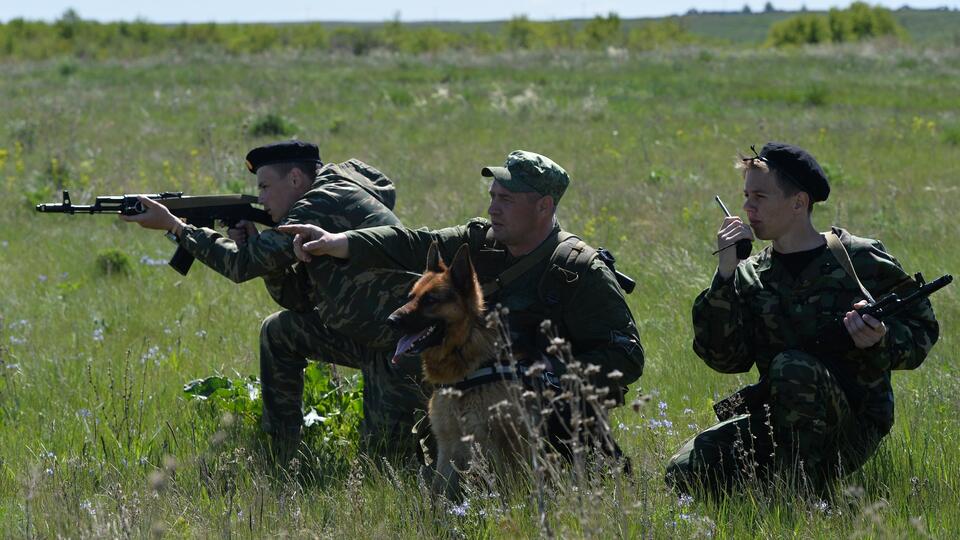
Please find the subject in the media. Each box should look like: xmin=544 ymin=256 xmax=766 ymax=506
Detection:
xmin=2 ymin=28 xmax=960 ymax=538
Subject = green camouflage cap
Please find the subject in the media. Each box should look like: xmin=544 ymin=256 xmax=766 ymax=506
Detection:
xmin=481 ymin=150 xmax=570 ymax=203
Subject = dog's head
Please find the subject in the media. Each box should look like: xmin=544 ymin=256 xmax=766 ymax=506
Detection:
xmin=388 ymin=242 xmax=484 ymax=364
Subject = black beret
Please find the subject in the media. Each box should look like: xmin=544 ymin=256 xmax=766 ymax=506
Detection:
xmin=758 ymin=142 xmax=830 ymax=202
xmin=245 ymin=140 xmax=321 ymax=174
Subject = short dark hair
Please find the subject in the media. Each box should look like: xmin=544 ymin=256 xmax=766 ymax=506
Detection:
xmin=267 ymin=161 xmax=319 ymax=180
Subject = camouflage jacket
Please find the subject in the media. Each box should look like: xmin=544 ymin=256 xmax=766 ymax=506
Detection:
xmin=176 ymin=159 xmax=412 ymax=345
xmin=344 ymin=218 xmax=645 ymax=399
xmin=692 ymin=227 xmax=939 ymax=432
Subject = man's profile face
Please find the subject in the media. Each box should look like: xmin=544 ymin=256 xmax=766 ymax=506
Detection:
xmin=487 ymin=180 xmax=542 ymax=247
xmin=256 ymin=166 xmax=304 ymax=222
xmin=742 ymin=168 xmax=798 ymax=241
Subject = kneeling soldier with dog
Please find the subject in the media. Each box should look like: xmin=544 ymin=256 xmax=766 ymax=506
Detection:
xmin=279 ymin=150 xmax=645 ymax=486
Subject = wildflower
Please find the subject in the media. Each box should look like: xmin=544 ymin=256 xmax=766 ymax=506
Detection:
xmin=0 ymin=240 xmax=7 ymax=248
xmin=9 ymin=336 xmax=26 ymax=345
xmin=658 ymin=400 xmax=668 ymax=413
xmin=92 ymin=327 xmax=105 ymax=342
xmin=139 ymin=254 xmax=167 ymax=267
xmin=141 ymin=345 xmax=160 ymax=364
xmin=80 ymin=500 xmax=95 ymax=516
xmin=683 ymin=408 xmax=694 ymax=415
xmin=195 ymin=330 xmax=207 ymax=338
xmin=449 ymin=500 xmax=470 ymax=516
xmin=38 ymin=275 xmax=47 ymax=282
xmin=45 ymin=468 xmax=54 ymax=476
xmin=77 ymin=408 xmax=92 ymax=418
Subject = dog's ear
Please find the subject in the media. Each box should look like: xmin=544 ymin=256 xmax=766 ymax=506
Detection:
xmin=426 ymin=241 xmax=445 ymax=273
xmin=448 ymin=243 xmax=477 ymax=294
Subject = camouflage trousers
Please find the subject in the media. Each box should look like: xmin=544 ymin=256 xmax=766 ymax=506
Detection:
xmin=259 ymin=309 xmax=429 ymax=460
xmin=666 ymin=350 xmax=881 ymax=494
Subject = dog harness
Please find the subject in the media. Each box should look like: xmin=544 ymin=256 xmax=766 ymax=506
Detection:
xmin=444 ymin=363 xmax=561 ymax=392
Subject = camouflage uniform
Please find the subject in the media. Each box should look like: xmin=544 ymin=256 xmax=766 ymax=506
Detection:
xmin=176 ymin=159 xmax=426 ymax=456
xmin=343 ymin=219 xmax=645 ymax=405
xmin=666 ymin=228 xmax=939 ymax=493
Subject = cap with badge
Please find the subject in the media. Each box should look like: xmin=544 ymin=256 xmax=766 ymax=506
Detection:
xmin=753 ymin=142 xmax=830 ymax=202
xmin=481 ymin=150 xmax=570 ymax=204
xmin=245 ymin=140 xmax=322 ymax=174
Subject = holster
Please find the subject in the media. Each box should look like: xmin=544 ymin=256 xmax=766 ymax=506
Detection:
xmin=713 ymin=380 xmax=771 ymax=422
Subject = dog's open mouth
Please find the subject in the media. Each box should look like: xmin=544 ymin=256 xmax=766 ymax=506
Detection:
xmin=392 ymin=322 xmax=446 ymax=364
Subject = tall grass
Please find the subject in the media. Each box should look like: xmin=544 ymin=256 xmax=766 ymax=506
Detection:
xmin=1 ymin=44 xmax=958 ymax=537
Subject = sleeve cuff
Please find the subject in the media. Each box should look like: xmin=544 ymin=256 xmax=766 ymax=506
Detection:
xmin=708 ymin=269 xmax=736 ymax=295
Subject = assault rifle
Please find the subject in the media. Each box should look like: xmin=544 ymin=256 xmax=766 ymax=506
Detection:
xmin=714 ymin=272 xmax=952 ymax=421
xmin=36 ymin=190 xmax=276 ymax=275
xmin=809 ymin=273 xmax=952 ymax=354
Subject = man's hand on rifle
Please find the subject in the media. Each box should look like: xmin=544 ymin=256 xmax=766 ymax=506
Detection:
xmin=844 ymin=299 xmax=887 ymax=349
xmin=276 ymin=224 xmax=350 ymax=262
xmin=120 ymin=196 xmax=185 ymax=237
xmin=227 ymin=220 xmax=259 ymax=246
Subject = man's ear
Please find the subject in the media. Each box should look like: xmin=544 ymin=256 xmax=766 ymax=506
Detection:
xmin=536 ymin=194 xmax=554 ymax=216
xmin=448 ymin=244 xmax=476 ymax=294
xmin=426 ymin=241 xmax=445 ymax=273
xmin=288 ymin=167 xmax=307 ymax=189
xmin=794 ymin=191 xmax=810 ymax=212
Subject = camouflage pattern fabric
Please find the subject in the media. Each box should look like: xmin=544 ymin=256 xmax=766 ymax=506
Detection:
xmin=666 ymin=349 xmax=880 ymax=493
xmin=670 ymin=227 xmax=939 ymax=492
xmin=175 ymin=159 xmax=427 ymax=456
xmin=259 ymin=309 xmax=428 ymax=457
xmin=342 ymin=218 xmax=645 ymax=396
xmin=481 ymin=150 xmax=570 ymax=203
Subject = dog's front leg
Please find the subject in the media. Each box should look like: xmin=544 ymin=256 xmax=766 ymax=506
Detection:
xmin=433 ymin=445 xmax=460 ymax=499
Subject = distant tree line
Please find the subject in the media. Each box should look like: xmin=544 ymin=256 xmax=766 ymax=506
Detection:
xmin=0 ymin=10 xmax=699 ymax=61
xmin=767 ymin=2 xmax=908 ymax=46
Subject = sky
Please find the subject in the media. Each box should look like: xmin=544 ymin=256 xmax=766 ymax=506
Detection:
xmin=1 ymin=0 xmax=958 ymax=24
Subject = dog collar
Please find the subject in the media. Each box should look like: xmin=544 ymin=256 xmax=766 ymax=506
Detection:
xmin=446 ymin=363 xmax=560 ymax=392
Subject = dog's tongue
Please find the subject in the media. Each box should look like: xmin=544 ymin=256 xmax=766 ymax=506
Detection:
xmin=392 ymin=328 xmax=430 ymax=364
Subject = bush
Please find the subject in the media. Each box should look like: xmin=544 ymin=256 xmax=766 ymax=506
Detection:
xmin=248 ymin=113 xmax=297 ymax=137
xmin=580 ymin=13 xmax=623 ymax=49
xmin=627 ymin=18 xmax=696 ymax=51
xmin=767 ymin=14 xmax=831 ymax=46
xmin=767 ymin=2 xmax=907 ymax=47
xmin=95 ymin=248 xmax=132 ymax=276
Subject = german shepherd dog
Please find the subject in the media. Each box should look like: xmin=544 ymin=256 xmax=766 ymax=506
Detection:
xmin=388 ymin=243 xmax=532 ymax=498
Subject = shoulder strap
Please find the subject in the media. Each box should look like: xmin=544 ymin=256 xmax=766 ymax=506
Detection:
xmin=480 ymin=229 xmax=561 ymax=297
xmin=553 ymin=232 xmax=598 ymax=279
xmin=825 ymin=231 xmax=875 ymax=303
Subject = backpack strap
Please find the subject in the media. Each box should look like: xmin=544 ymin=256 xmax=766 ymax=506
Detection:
xmin=480 ymin=228 xmax=562 ymax=298
xmin=538 ymin=233 xmax=599 ymax=308
xmin=825 ymin=230 xmax=875 ymax=303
